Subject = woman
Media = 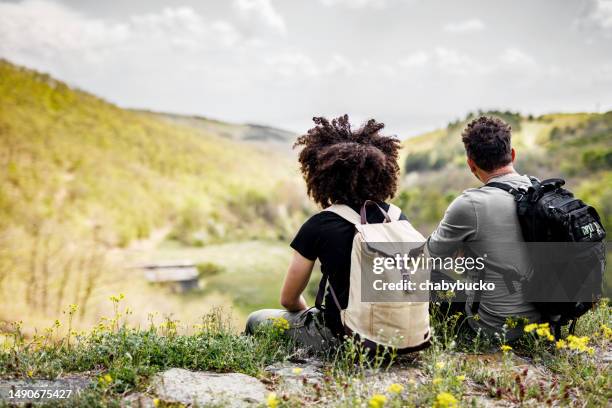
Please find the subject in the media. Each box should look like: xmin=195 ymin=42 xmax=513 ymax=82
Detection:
xmin=245 ymin=115 xmax=404 ymax=353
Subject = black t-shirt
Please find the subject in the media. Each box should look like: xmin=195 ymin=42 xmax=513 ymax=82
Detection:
xmin=290 ymin=202 xmax=406 ymax=336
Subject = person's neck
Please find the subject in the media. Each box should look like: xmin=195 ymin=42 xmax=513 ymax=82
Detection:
xmin=481 ymin=165 xmax=517 ymax=184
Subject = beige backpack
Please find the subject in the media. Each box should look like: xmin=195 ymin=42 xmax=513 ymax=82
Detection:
xmin=318 ymin=201 xmax=431 ymax=352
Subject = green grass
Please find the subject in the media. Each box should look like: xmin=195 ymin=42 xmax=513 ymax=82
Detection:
xmin=1 ymin=298 xmax=609 ymax=407
xmin=149 ymin=240 xmax=320 ymax=314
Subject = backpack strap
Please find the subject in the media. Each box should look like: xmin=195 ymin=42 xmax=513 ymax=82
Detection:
xmin=315 ymin=204 xmax=360 ymax=312
xmin=323 ymin=204 xmax=361 ymax=225
xmin=314 ymin=273 xmax=343 ymax=312
xmin=387 ymin=203 xmax=402 ymax=221
xmin=486 ymin=181 xmax=527 ymax=201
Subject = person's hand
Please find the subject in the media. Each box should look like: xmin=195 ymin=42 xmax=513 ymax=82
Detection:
xmin=280 ymin=251 xmax=314 ymax=312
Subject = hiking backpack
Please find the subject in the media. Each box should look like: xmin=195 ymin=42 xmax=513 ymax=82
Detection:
xmin=315 ymin=201 xmax=431 ymax=352
xmin=486 ymin=177 xmax=606 ymax=338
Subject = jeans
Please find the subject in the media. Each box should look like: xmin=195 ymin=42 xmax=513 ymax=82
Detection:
xmin=245 ymin=308 xmax=339 ymax=354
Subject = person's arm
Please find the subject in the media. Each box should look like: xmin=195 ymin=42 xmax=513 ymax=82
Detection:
xmin=427 ymin=192 xmax=477 ymax=258
xmin=280 ymin=250 xmax=315 ymax=312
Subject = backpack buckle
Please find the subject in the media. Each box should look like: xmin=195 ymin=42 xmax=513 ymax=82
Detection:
xmin=513 ymin=188 xmax=528 ymax=202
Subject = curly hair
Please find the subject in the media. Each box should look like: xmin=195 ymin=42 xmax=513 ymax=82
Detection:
xmin=461 ymin=116 xmax=512 ymax=172
xmin=293 ymin=115 xmax=401 ymax=208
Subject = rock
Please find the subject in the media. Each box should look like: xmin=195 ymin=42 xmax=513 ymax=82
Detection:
xmin=265 ymin=361 xmax=324 ymax=379
xmin=265 ymin=360 xmax=324 ymax=394
xmin=121 ymin=392 xmax=157 ymax=408
xmin=151 ymin=368 xmax=267 ymax=407
xmin=0 ymin=375 xmax=91 ymax=404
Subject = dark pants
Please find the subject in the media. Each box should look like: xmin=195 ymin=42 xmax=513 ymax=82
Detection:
xmin=245 ymin=308 xmax=338 ymax=354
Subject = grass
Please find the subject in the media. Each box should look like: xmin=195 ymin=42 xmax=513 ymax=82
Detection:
xmin=0 ymin=59 xmax=309 ymax=328
xmin=1 ymin=296 xmax=610 ymax=407
xmin=148 ymin=239 xmax=322 ymax=316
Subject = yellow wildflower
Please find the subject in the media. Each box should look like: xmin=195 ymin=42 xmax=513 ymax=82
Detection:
xmin=523 ymin=323 xmax=538 ymax=333
xmin=500 ymin=344 xmax=512 ymax=353
xmin=153 ymin=398 xmax=160 ymax=407
xmin=600 ymin=324 xmax=612 ymax=340
xmin=27 ymin=370 xmax=33 ymax=377
xmin=455 ymin=375 xmax=466 ymax=382
xmin=433 ymin=392 xmax=458 ymax=408
xmin=266 ymin=392 xmax=280 ymax=408
xmin=536 ymin=323 xmax=553 ymax=340
xmin=432 ymin=377 xmax=442 ymax=385
xmin=387 ymin=383 xmax=404 ymax=394
xmin=556 ymin=339 xmax=567 ymax=349
xmin=566 ymin=335 xmax=594 ymax=354
xmin=368 ymin=394 xmax=387 ymax=408
xmin=505 ymin=316 xmax=518 ymax=329
xmin=270 ymin=317 xmax=290 ymax=333
xmin=435 ymin=361 xmax=445 ymax=369
xmin=291 ymin=367 xmax=303 ymax=375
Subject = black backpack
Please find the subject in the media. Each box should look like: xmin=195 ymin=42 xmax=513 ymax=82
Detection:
xmin=486 ymin=176 xmax=606 ymax=338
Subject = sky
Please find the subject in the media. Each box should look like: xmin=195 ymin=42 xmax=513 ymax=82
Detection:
xmin=1 ymin=0 xmax=611 ymax=136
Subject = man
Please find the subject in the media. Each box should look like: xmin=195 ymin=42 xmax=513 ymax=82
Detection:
xmin=427 ymin=116 xmax=540 ymax=341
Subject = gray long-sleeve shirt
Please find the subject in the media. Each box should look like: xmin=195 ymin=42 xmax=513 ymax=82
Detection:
xmin=427 ymin=172 xmax=540 ymax=340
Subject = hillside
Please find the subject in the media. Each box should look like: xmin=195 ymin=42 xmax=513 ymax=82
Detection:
xmin=0 ymin=60 xmax=309 ymax=326
xmin=137 ymin=110 xmax=297 ymax=151
xmin=397 ymin=110 xmax=612 ymax=234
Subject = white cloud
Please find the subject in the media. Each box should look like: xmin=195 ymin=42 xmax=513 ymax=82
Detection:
xmin=399 ymin=51 xmax=429 ymax=68
xmin=397 ymin=47 xmax=538 ymax=77
xmin=325 ymin=54 xmax=355 ymax=75
xmin=575 ymin=0 xmax=612 ymax=37
xmin=443 ymin=18 xmax=485 ymax=33
xmin=499 ymin=48 xmax=537 ymax=67
xmin=264 ymin=53 xmax=359 ymax=78
xmin=0 ymin=1 xmax=241 ymax=64
xmin=0 ymin=0 xmax=128 ymax=59
xmin=433 ymin=47 xmax=486 ymax=75
xmin=587 ymin=0 xmax=612 ymax=29
xmin=233 ymin=0 xmax=286 ymax=34
xmin=265 ymin=52 xmax=320 ymax=77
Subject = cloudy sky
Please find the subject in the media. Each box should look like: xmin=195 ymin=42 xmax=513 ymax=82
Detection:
xmin=1 ymin=0 xmax=611 ymax=136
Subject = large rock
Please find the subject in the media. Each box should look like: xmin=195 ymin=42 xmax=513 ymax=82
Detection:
xmin=151 ymin=368 xmax=267 ymax=407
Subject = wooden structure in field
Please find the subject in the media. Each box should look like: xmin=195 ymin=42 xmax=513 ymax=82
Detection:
xmin=141 ymin=261 xmax=200 ymax=293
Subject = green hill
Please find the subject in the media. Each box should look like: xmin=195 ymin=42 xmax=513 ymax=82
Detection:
xmin=0 ymin=60 xmax=309 ymax=323
xmin=137 ymin=110 xmax=297 ymax=149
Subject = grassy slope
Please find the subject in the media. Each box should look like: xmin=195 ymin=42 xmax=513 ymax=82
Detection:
xmin=0 ymin=60 xmax=304 ymax=246
xmin=0 ymin=60 xmax=309 ymax=327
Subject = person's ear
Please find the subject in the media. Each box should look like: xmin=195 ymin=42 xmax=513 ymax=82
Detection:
xmin=467 ymin=157 xmax=478 ymax=173
xmin=511 ymin=148 xmax=516 ymax=162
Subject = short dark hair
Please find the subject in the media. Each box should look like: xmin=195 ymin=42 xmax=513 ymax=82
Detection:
xmin=461 ymin=116 xmax=512 ymax=171
xmin=294 ymin=115 xmax=401 ymax=208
